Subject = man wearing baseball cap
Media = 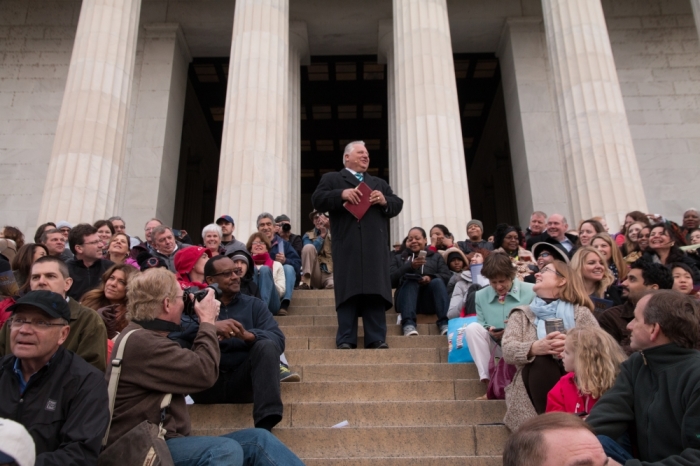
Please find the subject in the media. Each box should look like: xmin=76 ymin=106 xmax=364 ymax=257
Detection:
xmin=0 ymin=418 xmax=35 ymax=466
xmin=217 ymin=215 xmax=246 ymax=255
xmin=0 ymin=290 xmax=109 ymax=465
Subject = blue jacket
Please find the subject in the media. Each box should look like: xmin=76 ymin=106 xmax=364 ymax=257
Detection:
xmin=171 ymin=293 xmax=285 ymax=370
xmin=270 ymin=234 xmax=301 ymax=275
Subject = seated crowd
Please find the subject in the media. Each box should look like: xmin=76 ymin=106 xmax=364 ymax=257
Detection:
xmin=0 ymin=206 xmax=699 ymax=465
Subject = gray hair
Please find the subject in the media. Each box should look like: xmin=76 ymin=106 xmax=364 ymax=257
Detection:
xmin=256 ymin=212 xmax=275 ymax=227
xmin=108 ymin=216 xmax=124 ymax=224
xmin=151 ymin=225 xmax=172 ymax=240
xmin=342 ymin=140 xmax=365 ymax=166
xmin=144 ymin=217 xmax=163 ymax=229
xmin=201 ymin=223 xmax=222 ymax=239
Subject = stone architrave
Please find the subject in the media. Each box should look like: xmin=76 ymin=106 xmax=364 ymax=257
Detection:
xmin=289 ymin=22 xmax=309 ymax=227
xmin=392 ymin=0 xmax=472 ymax=239
xmin=542 ymin=0 xmax=648 ymax=230
xmin=216 ymin=0 xmax=290 ymax=237
xmin=38 ymin=0 xmax=142 ymax=223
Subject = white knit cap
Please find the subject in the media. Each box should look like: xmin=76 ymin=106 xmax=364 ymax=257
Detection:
xmin=0 ymin=418 xmax=36 ymax=466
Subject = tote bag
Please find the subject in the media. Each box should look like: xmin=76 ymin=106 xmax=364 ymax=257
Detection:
xmin=446 ymin=316 xmax=478 ymax=363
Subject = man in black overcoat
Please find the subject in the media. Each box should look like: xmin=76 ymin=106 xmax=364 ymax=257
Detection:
xmin=311 ymin=141 xmax=403 ymax=349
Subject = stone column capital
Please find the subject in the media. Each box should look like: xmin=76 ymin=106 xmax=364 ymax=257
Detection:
xmin=143 ymin=22 xmax=192 ymax=63
xmin=497 ymin=17 xmax=543 ymax=58
xmin=377 ymin=19 xmax=393 ymax=64
xmin=290 ymin=21 xmax=309 ymax=65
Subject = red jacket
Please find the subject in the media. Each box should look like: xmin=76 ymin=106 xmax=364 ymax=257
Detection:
xmin=546 ymin=372 xmax=598 ymax=415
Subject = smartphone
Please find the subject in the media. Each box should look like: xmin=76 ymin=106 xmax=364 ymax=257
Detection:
xmin=491 ymin=328 xmax=504 ymax=332
xmin=418 ymin=250 xmax=427 ymax=259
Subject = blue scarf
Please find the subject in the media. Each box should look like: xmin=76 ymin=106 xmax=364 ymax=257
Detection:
xmin=529 ymin=297 xmax=576 ymax=339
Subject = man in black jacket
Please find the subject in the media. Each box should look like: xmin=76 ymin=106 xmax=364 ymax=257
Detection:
xmin=0 ymin=290 xmax=109 ymax=465
xmin=66 ymin=223 xmax=113 ymax=300
xmin=587 ymin=290 xmax=700 ymax=465
xmin=172 ymin=255 xmax=285 ymax=431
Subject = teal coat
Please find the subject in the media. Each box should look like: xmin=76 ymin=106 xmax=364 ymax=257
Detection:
xmin=474 ymin=281 xmax=535 ymax=329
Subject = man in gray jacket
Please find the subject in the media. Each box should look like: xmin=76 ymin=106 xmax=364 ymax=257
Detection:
xmin=152 ymin=225 xmax=190 ymax=273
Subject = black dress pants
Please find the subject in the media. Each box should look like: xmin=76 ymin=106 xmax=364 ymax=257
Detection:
xmin=190 ymin=339 xmax=283 ymax=429
xmin=336 ymin=294 xmax=388 ymax=348
xmin=521 ymin=355 xmax=566 ymax=414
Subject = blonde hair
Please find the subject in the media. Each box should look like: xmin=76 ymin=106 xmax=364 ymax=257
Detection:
xmin=567 ymin=327 xmax=626 ymax=399
xmin=591 ymin=233 xmax=628 ymax=281
xmin=125 ymin=268 xmax=179 ymax=321
xmin=570 ymin=247 xmax=615 ymax=299
xmin=551 ymin=260 xmax=595 ymax=311
xmin=624 ymin=221 xmax=646 ymax=255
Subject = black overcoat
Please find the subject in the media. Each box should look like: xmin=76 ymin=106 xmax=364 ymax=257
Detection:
xmin=311 ymin=169 xmax=403 ymax=309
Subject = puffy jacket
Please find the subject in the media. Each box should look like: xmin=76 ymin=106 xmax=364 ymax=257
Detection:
xmin=546 ymin=372 xmax=598 ymax=415
xmin=0 ymin=347 xmax=109 ymax=465
xmin=390 ymin=249 xmax=452 ymax=288
xmin=587 ymin=344 xmax=700 ymax=465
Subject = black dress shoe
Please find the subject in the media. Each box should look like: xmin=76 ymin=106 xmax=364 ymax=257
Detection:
xmin=366 ymin=340 xmax=389 ymax=349
xmin=337 ymin=343 xmax=353 ymax=349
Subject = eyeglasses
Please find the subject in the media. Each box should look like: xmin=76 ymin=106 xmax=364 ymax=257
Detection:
xmin=541 ymin=267 xmax=564 ymax=277
xmin=210 ymin=270 xmax=236 ymax=278
xmin=9 ymin=318 xmax=67 ymax=330
xmin=82 ymin=240 xmax=102 ymax=247
xmin=59 ymin=228 xmax=71 ymax=233
xmin=251 ymin=241 xmax=265 ymax=246
xmin=539 ymin=252 xmax=551 ymax=258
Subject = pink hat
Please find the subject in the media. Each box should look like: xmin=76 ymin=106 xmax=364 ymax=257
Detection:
xmin=174 ymin=246 xmax=212 ymax=275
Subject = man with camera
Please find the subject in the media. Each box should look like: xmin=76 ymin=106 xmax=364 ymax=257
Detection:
xmin=257 ymin=213 xmax=300 ymax=315
xmin=171 ymin=255 xmax=286 ymax=431
xmin=106 ymin=267 xmax=302 ymax=464
xmin=300 ymin=210 xmax=334 ymax=290
xmin=275 ymin=214 xmax=303 ymax=258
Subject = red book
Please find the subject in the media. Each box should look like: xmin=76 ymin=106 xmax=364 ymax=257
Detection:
xmin=343 ymin=181 xmax=373 ymax=221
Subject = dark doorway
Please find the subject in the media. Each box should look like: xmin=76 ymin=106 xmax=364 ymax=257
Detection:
xmin=299 ymin=55 xmax=389 ymax=234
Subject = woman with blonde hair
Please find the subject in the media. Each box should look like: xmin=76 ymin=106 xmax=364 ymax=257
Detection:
xmin=570 ymin=246 xmax=622 ymax=314
xmin=502 ymin=260 xmax=598 ymax=431
xmin=591 ymin=233 xmax=628 ymax=283
xmin=546 ymin=326 xmax=627 ymax=415
xmin=622 ymin=221 xmax=646 ymax=263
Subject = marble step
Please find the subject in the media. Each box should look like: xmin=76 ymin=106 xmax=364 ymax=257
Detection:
xmin=276 ymin=314 xmax=439 ymax=326
xmin=283 ymin=348 xmax=441 ymax=365
xmin=292 ymin=362 xmax=478 ymax=383
xmin=278 ymin=323 xmax=441 ymax=337
xmin=285 ymin=335 xmax=448 ymax=350
xmin=302 ymin=457 xmax=502 ymax=466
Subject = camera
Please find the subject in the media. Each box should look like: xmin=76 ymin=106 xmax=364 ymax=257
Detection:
xmin=183 ymin=284 xmax=222 ymax=317
xmin=281 ymin=223 xmax=291 ymax=233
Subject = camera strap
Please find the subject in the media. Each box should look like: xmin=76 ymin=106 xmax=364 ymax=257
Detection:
xmin=132 ymin=318 xmax=182 ymax=333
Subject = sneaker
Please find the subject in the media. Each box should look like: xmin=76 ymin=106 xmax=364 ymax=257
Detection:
xmin=403 ymin=325 xmax=419 ymax=336
xmin=439 ymin=325 xmax=449 ymax=336
xmin=297 ymin=282 xmax=311 ymax=290
xmin=280 ymin=364 xmax=301 ymax=382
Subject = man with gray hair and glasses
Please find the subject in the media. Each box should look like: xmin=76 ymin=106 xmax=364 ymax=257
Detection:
xmin=0 ymin=290 xmax=109 ymax=465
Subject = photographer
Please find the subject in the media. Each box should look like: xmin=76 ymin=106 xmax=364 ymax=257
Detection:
xmin=274 ymin=215 xmax=302 ymax=258
xmin=106 ymin=267 xmax=302 ymax=464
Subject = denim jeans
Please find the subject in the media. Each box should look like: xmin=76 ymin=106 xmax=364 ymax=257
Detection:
xmin=395 ymin=278 xmax=449 ymax=328
xmin=598 ymin=434 xmax=634 ymax=464
xmin=167 ymin=428 xmax=304 ymax=466
xmin=281 ymin=264 xmax=295 ymax=303
xmin=253 ymin=266 xmax=281 ymax=315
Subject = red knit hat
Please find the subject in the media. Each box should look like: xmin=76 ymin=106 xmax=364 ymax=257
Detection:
xmin=174 ymin=247 xmax=212 ymax=276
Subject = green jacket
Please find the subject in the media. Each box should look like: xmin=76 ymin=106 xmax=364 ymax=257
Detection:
xmin=0 ymin=297 xmax=107 ymax=372
xmin=587 ymin=344 xmax=700 ymax=466
xmin=474 ymin=281 xmax=535 ymax=330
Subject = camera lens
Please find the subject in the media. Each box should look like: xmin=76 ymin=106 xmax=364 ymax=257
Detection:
xmin=282 ymin=223 xmax=291 ymax=232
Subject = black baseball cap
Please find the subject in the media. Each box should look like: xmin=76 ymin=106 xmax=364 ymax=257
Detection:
xmin=8 ymin=290 xmax=71 ymax=321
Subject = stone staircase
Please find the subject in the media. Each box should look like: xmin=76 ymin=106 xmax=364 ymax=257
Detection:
xmin=190 ymin=289 xmax=509 ymax=464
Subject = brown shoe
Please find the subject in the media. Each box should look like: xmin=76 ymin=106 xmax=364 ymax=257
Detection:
xmin=297 ymin=282 xmax=311 ymax=290
xmin=277 ymin=308 xmax=288 ymax=316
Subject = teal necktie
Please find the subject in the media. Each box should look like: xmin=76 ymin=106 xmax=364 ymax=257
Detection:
xmin=354 ymin=172 xmax=364 ymax=182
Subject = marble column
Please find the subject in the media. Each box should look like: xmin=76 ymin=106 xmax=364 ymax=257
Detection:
xmin=692 ymin=1 xmax=700 ymax=43
xmin=38 ymin=0 xmax=142 ymax=223
xmin=121 ymin=23 xmax=191 ymax=231
xmin=288 ymin=22 xmax=309 ymax=227
xmin=377 ymin=20 xmax=401 ymax=244
xmin=216 ymin=0 xmax=289 ymax=238
xmin=497 ymin=18 xmax=570 ymax=227
xmin=542 ymin=0 xmax=648 ymax=230
xmin=392 ymin=0 xmax=471 ymax=239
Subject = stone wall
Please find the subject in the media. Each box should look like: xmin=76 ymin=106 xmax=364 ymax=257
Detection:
xmin=604 ymin=0 xmax=700 ymax=222
xmin=0 ymin=0 xmax=80 ymax=235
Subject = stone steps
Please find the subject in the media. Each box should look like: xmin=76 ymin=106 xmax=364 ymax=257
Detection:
xmin=189 ymin=289 xmax=508 ymax=463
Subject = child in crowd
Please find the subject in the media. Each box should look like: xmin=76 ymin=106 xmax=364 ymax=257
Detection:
xmin=546 ymin=326 xmax=626 ymax=416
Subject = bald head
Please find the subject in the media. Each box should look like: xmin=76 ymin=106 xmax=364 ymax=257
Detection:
xmin=547 ymin=214 xmax=568 ymax=241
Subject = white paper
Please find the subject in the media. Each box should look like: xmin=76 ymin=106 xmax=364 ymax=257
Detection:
xmin=332 ymin=420 xmax=349 ymax=428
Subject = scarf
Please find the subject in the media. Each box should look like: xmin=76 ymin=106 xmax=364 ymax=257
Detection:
xmin=529 ymin=296 xmax=576 ymax=339
xmin=252 ymin=252 xmax=274 ymax=269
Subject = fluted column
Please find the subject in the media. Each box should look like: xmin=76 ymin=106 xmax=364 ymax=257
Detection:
xmin=692 ymin=1 xmax=700 ymax=42
xmin=542 ymin=0 xmax=648 ymax=230
xmin=216 ymin=0 xmax=289 ymax=237
xmin=288 ymin=22 xmax=309 ymax=227
xmin=392 ymin=0 xmax=471 ymax=239
xmin=38 ymin=0 xmax=142 ymax=223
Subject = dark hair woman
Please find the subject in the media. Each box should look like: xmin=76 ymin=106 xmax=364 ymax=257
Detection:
xmin=81 ymin=263 xmax=138 ymax=339
xmin=390 ymin=227 xmax=452 ymax=337
xmin=492 ymin=224 xmax=535 ymax=280
xmin=10 ymin=243 xmax=49 ymax=291
xmin=577 ymin=219 xmax=605 ymax=248
xmin=428 ymin=224 xmax=454 ymax=252
xmin=642 ymin=223 xmax=700 ymax=284
xmin=1 ymin=226 xmax=25 ymax=250
xmin=33 ymin=222 xmax=56 ymax=244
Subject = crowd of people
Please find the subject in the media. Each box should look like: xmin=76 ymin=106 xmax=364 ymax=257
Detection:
xmin=0 ymin=137 xmax=699 ymax=464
